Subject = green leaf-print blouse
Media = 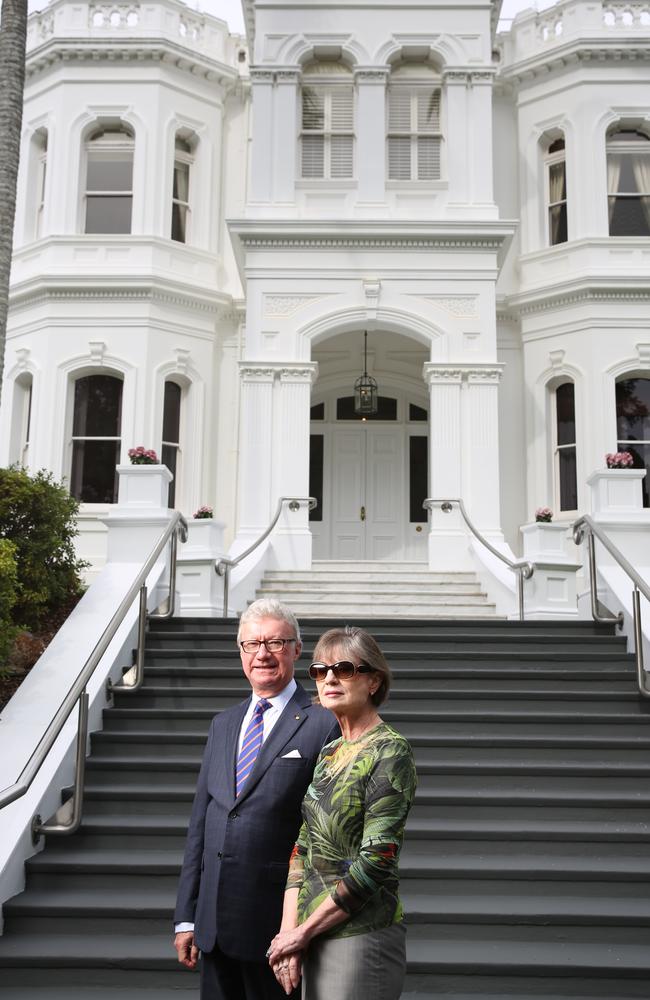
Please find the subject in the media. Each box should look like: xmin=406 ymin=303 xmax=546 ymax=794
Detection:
xmin=286 ymin=721 xmax=417 ymax=939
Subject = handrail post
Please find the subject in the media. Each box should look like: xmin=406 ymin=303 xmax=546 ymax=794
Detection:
xmin=31 ymin=691 xmax=89 ymax=843
xmin=585 ymin=530 xmax=624 ymax=627
xmin=632 ymin=588 xmax=650 ymax=698
xmin=517 ymin=568 xmax=525 ymax=622
xmin=108 ymin=584 xmax=148 ymax=693
xmin=222 ymin=563 xmax=230 ymax=619
xmin=151 ymin=528 xmax=178 ymax=620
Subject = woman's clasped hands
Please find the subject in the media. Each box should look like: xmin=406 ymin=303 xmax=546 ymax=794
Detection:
xmin=267 ymin=927 xmax=307 ymax=995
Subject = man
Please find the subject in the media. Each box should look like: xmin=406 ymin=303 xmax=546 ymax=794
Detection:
xmin=174 ymin=598 xmax=338 ymax=999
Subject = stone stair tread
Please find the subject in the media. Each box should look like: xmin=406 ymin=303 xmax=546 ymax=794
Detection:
xmin=27 ymin=848 xmax=181 ymax=872
xmin=405 ymin=926 xmax=650 ymax=973
xmin=1 ymin=991 xmax=198 ymax=999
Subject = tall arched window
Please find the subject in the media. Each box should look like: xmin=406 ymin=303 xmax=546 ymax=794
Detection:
xmin=545 ymin=136 xmax=567 ymax=245
xmin=387 ymin=63 xmax=442 ymax=181
xmin=70 ymin=374 xmax=123 ymax=503
xmin=607 ymin=128 xmax=650 ymax=236
xmin=9 ymin=373 xmax=33 ymax=467
xmin=300 ymin=60 xmax=354 ymax=180
xmin=84 ymin=125 xmax=134 ymax=234
xmin=553 ymin=381 xmax=577 ymax=511
xmin=616 ymin=376 xmax=650 ymax=508
xmin=161 ymin=380 xmax=182 ymax=508
xmin=34 ymin=129 xmax=48 ymax=239
xmin=171 ymin=133 xmax=195 ymax=244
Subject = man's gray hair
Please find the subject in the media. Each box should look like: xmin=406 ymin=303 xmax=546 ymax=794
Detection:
xmin=237 ymin=598 xmax=301 ymax=644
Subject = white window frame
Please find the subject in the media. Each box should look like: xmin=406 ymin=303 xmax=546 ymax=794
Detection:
xmin=544 ymin=138 xmax=567 ymax=246
xmin=84 ymin=127 xmax=134 ymax=235
xmin=9 ymin=373 xmax=33 ymax=467
xmin=300 ymin=67 xmax=354 ymax=181
xmin=387 ymin=84 xmax=442 ymax=182
xmin=161 ymin=379 xmax=183 ymax=508
xmin=69 ymin=372 xmax=124 ymax=504
xmin=607 ymin=127 xmax=650 ymax=237
xmin=616 ymin=374 xmax=650 ymax=508
xmin=551 ymin=380 xmax=578 ymax=514
xmin=171 ymin=135 xmax=194 ymax=244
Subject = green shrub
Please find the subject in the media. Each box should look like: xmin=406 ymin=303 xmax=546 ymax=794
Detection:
xmin=0 ymin=539 xmax=18 ymax=667
xmin=0 ymin=467 xmax=86 ymax=633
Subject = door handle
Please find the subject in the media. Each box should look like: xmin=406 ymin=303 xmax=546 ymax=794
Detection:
xmin=360 ymin=506 xmax=366 ymax=522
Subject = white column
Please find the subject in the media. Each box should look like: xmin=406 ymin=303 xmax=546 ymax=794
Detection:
xmin=237 ymin=365 xmax=275 ymax=536
xmin=443 ymin=71 xmax=469 ymax=207
xmin=273 ymin=70 xmax=299 ymax=204
xmin=465 ymin=367 xmax=504 ymax=535
xmin=249 ymin=69 xmax=274 ymax=203
xmin=424 ymin=365 xmax=468 ymax=570
xmin=271 ymin=364 xmax=319 ymax=569
xmin=468 ymin=71 xmax=495 ymax=207
xmin=355 ymin=68 xmax=388 ymax=207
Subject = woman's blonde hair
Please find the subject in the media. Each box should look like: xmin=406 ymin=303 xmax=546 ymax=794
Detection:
xmin=312 ymin=625 xmax=391 ymax=707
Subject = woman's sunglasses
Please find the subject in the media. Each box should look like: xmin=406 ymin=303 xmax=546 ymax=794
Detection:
xmin=308 ymin=660 xmax=375 ymax=681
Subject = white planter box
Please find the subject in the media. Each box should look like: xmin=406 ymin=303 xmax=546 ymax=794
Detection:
xmin=587 ymin=469 xmax=646 ymax=518
xmin=521 ymin=522 xmax=571 ymax=562
xmin=178 ymin=518 xmax=227 ymax=617
xmin=116 ymin=463 xmax=172 ymax=511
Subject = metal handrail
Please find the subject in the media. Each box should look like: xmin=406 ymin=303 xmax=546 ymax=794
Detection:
xmin=216 ymin=496 xmax=317 ymax=617
xmin=0 ymin=511 xmax=188 ymax=842
xmin=573 ymin=514 xmax=650 ymax=698
xmin=424 ymin=498 xmax=534 ymax=621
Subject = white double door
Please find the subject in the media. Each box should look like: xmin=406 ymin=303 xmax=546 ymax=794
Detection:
xmin=326 ymin=425 xmax=426 ymax=561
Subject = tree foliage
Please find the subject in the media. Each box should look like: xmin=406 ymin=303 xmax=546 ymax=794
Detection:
xmin=0 ymin=537 xmax=18 ymax=665
xmin=0 ymin=467 xmax=86 ymax=632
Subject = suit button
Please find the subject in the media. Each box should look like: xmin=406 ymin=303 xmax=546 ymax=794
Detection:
xmin=230 ymin=811 xmax=239 ymax=819
xmin=217 ymin=852 xmax=222 ymax=859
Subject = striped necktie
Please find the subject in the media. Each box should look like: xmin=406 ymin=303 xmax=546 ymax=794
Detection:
xmin=235 ymin=698 xmax=272 ymax=796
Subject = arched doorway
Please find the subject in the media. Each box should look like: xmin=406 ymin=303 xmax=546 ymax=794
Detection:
xmin=309 ymin=330 xmax=429 ymax=561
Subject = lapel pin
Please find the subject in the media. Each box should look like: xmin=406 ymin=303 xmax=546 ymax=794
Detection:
xmin=295 ymin=714 xmax=301 ymax=720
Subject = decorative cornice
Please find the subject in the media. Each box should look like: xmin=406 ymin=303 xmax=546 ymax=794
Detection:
xmin=511 ymin=286 xmax=650 ymax=316
xmin=25 ymin=39 xmax=238 ymax=86
xmin=500 ymin=40 xmax=650 ymax=88
xmin=354 ymin=68 xmax=390 ymax=83
xmin=249 ymin=67 xmax=275 ymax=83
xmin=240 ymin=235 xmax=504 ymax=251
xmin=239 ymin=361 xmax=318 ymax=384
xmin=8 ymin=280 xmax=230 ymax=316
xmin=423 ymin=362 xmax=504 ymax=385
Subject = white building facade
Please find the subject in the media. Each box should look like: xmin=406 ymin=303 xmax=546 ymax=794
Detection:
xmin=1 ymin=0 xmax=649 ymax=596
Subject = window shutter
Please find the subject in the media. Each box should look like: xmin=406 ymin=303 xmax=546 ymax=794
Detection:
xmin=302 ymin=136 xmax=325 ymax=178
xmin=302 ymin=87 xmax=325 ymax=131
xmin=417 ymin=89 xmax=441 ymax=133
xmin=417 ymin=136 xmax=441 ymax=180
xmin=388 ymin=90 xmax=411 ymax=134
xmin=330 ymin=87 xmax=354 ymax=132
xmin=388 ymin=137 xmax=411 ymax=180
xmin=330 ymin=135 xmax=353 ymax=178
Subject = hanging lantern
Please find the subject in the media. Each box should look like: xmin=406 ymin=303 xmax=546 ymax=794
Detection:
xmin=354 ymin=331 xmax=378 ymax=416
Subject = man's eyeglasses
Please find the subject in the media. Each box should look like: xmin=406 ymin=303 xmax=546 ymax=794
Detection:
xmin=308 ymin=661 xmax=375 ymax=681
xmin=239 ymin=638 xmax=297 ymax=654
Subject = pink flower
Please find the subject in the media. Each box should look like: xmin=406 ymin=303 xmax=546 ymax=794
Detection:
xmin=535 ymin=506 xmax=553 ymax=523
xmin=128 ymin=445 xmax=159 ymax=465
xmin=606 ymin=451 xmax=634 ymax=469
xmin=193 ymin=505 xmax=213 ymax=519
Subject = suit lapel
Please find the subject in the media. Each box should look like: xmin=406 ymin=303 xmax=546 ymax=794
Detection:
xmin=218 ymin=697 xmax=250 ymax=808
xmin=235 ymin=685 xmax=311 ymax=806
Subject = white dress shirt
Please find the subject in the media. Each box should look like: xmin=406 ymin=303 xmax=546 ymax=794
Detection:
xmin=175 ymin=678 xmax=298 ymax=935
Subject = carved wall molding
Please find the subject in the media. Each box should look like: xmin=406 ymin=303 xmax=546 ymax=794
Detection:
xmin=263 ymin=294 xmax=327 ymax=318
xmin=419 ymin=295 xmax=479 ymax=317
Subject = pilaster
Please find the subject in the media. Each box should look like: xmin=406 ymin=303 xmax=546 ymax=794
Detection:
xmin=355 ymin=68 xmax=389 ymax=206
xmin=237 ymin=364 xmax=275 ymax=533
xmin=249 ymin=69 xmax=274 ymax=203
xmin=274 ymin=70 xmax=299 ymax=204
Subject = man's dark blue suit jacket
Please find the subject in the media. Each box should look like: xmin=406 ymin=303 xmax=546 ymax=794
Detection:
xmin=174 ymin=682 xmax=338 ymax=961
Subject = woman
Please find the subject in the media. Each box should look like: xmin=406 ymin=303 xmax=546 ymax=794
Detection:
xmin=267 ymin=626 xmax=417 ymax=1000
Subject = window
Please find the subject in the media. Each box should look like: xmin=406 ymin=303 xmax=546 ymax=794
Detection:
xmin=70 ymin=374 xmax=123 ymax=503
xmin=35 ymin=130 xmax=48 ymax=238
xmin=616 ymin=376 xmax=650 ymax=508
xmin=336 ymin=395 xmax=398 ymax=420
xmin=553 ymin=382 xmax=578 ymax=511
xmin=545 ymin=137 xmax=567 ymax=245
xmin=409 ymin=436 xmax=428 ymax=522
xmin=161 ymin=380 xmax=182 ymax=508
xmin=301 ymin=61 xmax=354 ymax=179
xmin=84 ymin=126 xmax=134 ymax=234
xmin=607 ymin=129 xmax=650 ymax=236
xmin=171 ymin=135 xmax=193 ymax=243
xmin=9 ymin=374 xmax=33 ymax=467
xmin=388 ymin=86 xmax=441 ymax=181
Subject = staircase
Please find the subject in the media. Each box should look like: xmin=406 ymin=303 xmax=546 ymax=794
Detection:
xmin=256 ymin=561 xmax=497 ymax=617
xmin=1 ymin=616 xmax=650 ymax=998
